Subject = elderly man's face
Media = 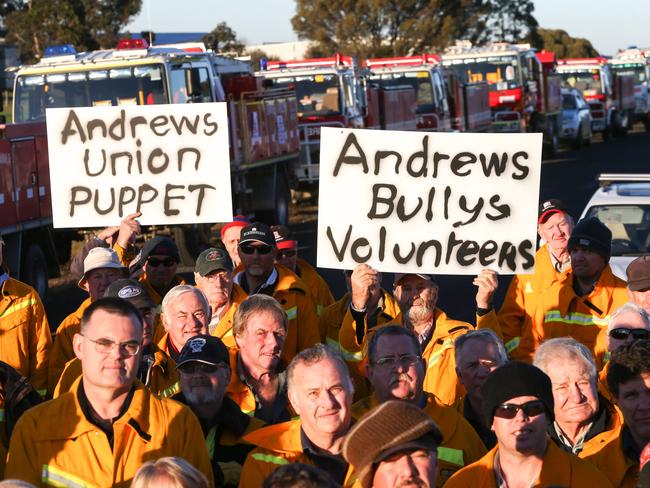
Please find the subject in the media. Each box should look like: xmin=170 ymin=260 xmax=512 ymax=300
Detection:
xmin=491 ymin=395 xmax=548 ymax=456
xmin=607 ymin=310 xmax=650 ymax=352
xmin=546 ymin=356 xmax=599 ymax=429
xmin=570 ymin=245 xmax=605 ymax=281
xmin=617 ymin=372 xmax=650 ymax=447
xmin=73 ymin=309 xmax=142 ymax=393
xmin=457 ymin=338 xmax=504 ymax=405
xmin=367 ymin=334 xmax=424 ymax=403
xmin=85 ymin=267 xmax=124 ymax=301
xmin=538 ymin=212 xmax=573 ymax=257
xmin=162 ymin=292 xmax=209 ymax=350
xmin=194 ymin=270 xmax=233 ymax=311
xmin=235 ymin=310 xmax=286 ymax=373
xmin=395 ymin=275 xmax=438 ymax=325
xmin=223 ymin=226 xmax=243 ymax=267
xmin=179 ymin=360 xmax=230 ymax=406
xmin=628 ymin=287 xmax=650 ymax=314
xmin=289 ymin=357 xmax=353 ymax=440
xmin=373 ymin=448 xmax=437 ymax=488
xmin=143 ymin=254 xmax=178 ymax=289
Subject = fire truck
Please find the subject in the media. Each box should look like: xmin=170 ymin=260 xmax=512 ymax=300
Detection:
xmin=557 ymin=57 xmax=635 ymax=138
xmin=610 ymin=48 xmax=650 ymax=129
xmin=2 ymin=39 xmax=300 ymax=297
xmin=442 ymin=41 xmax=562 ymax=157
xmin=364 ymin=54 xmax=491 ymax=133
xmin=256 ymin=55 xmax=366 ymax=186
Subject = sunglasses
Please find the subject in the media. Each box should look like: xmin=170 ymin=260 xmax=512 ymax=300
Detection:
xmin=147 ymin=257 xmax=176 ymax=267
xmin=494 ymin=400 xmax=546 ymax=419
xmin=179 ymin=362 xmax=223 ymax=375
xmin=609 ymin=328 xmax=650 ymax=340
xmin=239 ymin=244 xmax=273 ymax=255
xmin=277 ymin=249 xmax=297 ymax=259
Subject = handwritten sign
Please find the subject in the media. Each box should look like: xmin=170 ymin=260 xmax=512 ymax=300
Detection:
xmin=317 ymin=128 xmax=542 ymax=275
xmin=46 ymin=103 xmax=232 ymax=228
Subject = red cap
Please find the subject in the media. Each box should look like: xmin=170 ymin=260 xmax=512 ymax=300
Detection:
xmin=220 ymin=215 xmax=251 ymax=238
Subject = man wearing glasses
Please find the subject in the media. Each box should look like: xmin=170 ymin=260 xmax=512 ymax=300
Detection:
xmin=6 ymin=297 xmax=213 ymax=486
xmin=173 ymin=334 xmax=263 ymax=487
xmin=352 ymin=325 xmax=487 ymax=485
xmin=233 ymin=223 xmax=319 ymax=365
xmin=445 ymin=361 xmax=611 ymax=487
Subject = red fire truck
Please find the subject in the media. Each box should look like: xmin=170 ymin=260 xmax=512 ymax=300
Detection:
xmin=2 ymin=40 xmax=300 ymax=296
xmin=256 ymin=55 xmax=366 ymax=186
xmin=442 ymin=41 xmax=562 ymax=157
xmin=557 ymin=57 xmax=635 ymax=138
xmin=611 ymin=48 xmax=650 ymax=129
xmin=364 ymin=54 xmax=491 ymax=133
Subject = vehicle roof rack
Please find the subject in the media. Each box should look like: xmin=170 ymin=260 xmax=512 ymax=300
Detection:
xmin=598 ymin=173 xmax=650 ymax=186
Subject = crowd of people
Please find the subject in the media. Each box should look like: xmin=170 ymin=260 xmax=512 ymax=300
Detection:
xmin=0 ymin=199 xmax=649 ymax=487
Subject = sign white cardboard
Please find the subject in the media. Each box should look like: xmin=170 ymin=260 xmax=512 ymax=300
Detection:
xmin=46 ymin=103 xmax=232 ymax=228
xmin=317 ymin=127 xmax=542 ymax=275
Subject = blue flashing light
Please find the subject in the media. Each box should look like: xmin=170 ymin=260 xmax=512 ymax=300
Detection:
xmin=260 ymin=58 xmax=268 ymax=71
xmin=43 ymin=44 xmax=77 ymax=57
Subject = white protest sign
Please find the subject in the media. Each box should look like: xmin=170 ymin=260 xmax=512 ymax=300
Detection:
xmin=317 ymin=128 xmax=542 ymax=275
xmin=46 ymin=103 xmax=232 ymax=228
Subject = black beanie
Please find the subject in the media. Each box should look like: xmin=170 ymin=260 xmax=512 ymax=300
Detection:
xmin=481 ymin=362 xmax=554 ymax=426
xmin=567 ymin=217 xmax=612 ymax=263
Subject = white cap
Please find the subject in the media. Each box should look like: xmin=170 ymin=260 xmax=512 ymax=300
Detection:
xmin=78 ymin=247 xmax=125 ymax=288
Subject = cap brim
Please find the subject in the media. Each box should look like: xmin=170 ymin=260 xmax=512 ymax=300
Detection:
xmin=393 ymin=273 xmax=433 ymax=286
xmin=239 ymin=237 xmax=274 ymax=247
xmin=538 ymin=209 xmax=565 ymax=224
xmin=176 ymin=358 xmax=224 ymax=369
xmin=628 ymin=278 xmax=650 ymax=292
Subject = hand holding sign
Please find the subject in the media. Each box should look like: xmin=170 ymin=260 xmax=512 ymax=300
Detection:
xmin=474 ymin=269 xmax=499 ymax=309
xmin=350 ymin=264 xmax=381 ymax=311
xmin=116 ymin=212 xmax=142 ymax=249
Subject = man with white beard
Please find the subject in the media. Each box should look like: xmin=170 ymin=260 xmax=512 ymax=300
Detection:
xmin=173 ymin=335 xmax=262 ymax=487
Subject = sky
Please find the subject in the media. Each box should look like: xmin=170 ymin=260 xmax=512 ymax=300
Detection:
xmin=125 ymin=0 xmax=650 ymax=56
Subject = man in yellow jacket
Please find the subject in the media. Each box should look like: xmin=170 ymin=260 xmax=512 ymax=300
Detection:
xmin=475 ymin=199 xmax=574 ymax=358
xmin=6 ymin=296 xmax=213 ymax=487
xmin=233 ymin=223 xmax=320 ymax=365
xmin=445 ymin=361 xmax=612 ymax=487
xmin=48 ymin=247 xmax=127 ymax=393
xmin=584 ymin=340 xmax=650 ymax=488
xmin=0 ymin=234 xmax=51 ymax=397
xmin=339 ymin=268 xmax=472 ymax=405
xmin=240 ymin=344 xmax=356 ymax=487
xmin=353 ymin=325 xmax=487 ymax=486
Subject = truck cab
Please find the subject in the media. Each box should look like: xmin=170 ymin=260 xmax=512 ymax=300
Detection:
xmin=610 ymin=48 xmax=650 ymax=129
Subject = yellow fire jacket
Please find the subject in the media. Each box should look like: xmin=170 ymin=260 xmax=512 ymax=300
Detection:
xmin=295 ymin=257 xmax=335 ymax=320
xmin=445 ymin=441 xmax=613 ymax=487
xmin=351 ymin=393 xmax=486 ymax=486
xmin=239 ymin=419 xmax=356 ymax=488
xmin=211 ymin=283 xmax=247 ymax=350
xmin=5 ymin=379 xmax=213 ymax=487
xmin=582 ymin=424 xmax=640 ymax=488
xmin=0 ymin=277 xmax=51 ymax=396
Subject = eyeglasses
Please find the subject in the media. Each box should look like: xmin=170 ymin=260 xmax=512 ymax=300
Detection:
xmin=494 ymin=400 xmax=546 ymax=419
xmin=372 ymin=354 xmax=420 ymax=368
xmin=147 ymin=257 xmax=176 ymax=267
xmin=178 ymin=362 xmax=224 ymax=374
xmin=277 ymin=249 xmax=297 ymax=259
xmin=609 ymin=328 xmax=650 ymax=340
xmin=239 ymin=244 xmax=273 ymax=255
xmin=81 ymin=334 xmax=141 ymax=357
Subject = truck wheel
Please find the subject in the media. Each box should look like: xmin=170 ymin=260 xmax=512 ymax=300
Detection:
xmin=544 ymin=131 xmax=558 ymax=159
xmin=20 ymin=244 xmax=48 ymax=300
xmin=572 ymin=124 xmax=583 ymax=150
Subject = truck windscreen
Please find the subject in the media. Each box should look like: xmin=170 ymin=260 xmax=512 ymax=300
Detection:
xmin=444 ymin=55 xmax=519 ymax=92
xmin=369 ymin=71 xmax=434 ymax=114
xmin=14 ymin=64 xmax=167 ymax=122
xmin=558 ymin=70 xmax=603 ymax=96
xmin=271 ymin=74 xmax=341 ymax=117
xmin=611 ymin=64 xmax=647 ymax=84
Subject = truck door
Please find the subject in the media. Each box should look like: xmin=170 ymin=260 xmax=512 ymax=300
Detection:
xmin=169 ymin=62 xmax=215 ymax=103
xmin=0 ymin=140 xmax=15 ymax=228
xmin=12 ymin=138 xmax=40 ymax=222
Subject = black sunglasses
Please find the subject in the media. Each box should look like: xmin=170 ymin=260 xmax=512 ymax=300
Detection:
xmin=494 ymin=400 xmax=545 ymax=419
xmin=277 ymin=249 xmax=297 ymax=259
xmin=609 ymin=328 xmax=650 ymax=341
xmin=147 ymin=257 xmax=176 ymax=267
xmin=239 ymin=244 xmax=273 ymax=255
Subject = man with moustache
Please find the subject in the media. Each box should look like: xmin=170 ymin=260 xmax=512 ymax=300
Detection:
xmin=240 ymin=344 xmax=356 ymax=487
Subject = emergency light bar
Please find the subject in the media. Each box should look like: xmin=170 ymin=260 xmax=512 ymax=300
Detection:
xmin=43 ymin=44 xmax=77 ymax=57
xmin=266 ymin=54 xmax=354 ymax=71
xmin=365 ymin=54 xmax=440 ymax=68
xmin=117 ymin=38 xmax=149 ymax=50
xmin=444 ymin=41 xmax=531 ymax=56
xmin=598 ymin=174 xmax=650 ymax=185
xmin=557 ymin=57 xmax=608 ymax=66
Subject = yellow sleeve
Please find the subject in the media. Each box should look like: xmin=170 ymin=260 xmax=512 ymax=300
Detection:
xmin=29 ymin=291 xmax=52 ymax=395
xmin=5 ymin=411 xmax=41 ymax=485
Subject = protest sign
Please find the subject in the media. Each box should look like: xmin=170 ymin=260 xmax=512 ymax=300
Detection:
xmin=46 ymin=103 xmax=232 ymax=228
xmin=317 ymin=128 xmax=542 ymax=275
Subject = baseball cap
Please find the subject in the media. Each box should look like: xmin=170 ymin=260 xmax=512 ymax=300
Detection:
xmin=78 ymin=247 xmax=126 ymax=288
xmin=567 ymin=217 xmax=612 ymax=262
xmin=176 ymin=334 xmax=230 ymax=369
xmin=195 ymin=248 xmax=233 ymax=277
xmin=343 ymin=400 xmax=442 ymax=488
xmin=627 ymin=256 xmax=650 ymax=291
xmin=130 ymin=236 xmax=180 ymax=273
xmin=271 ymin=225 xmax=298 ymax=250
xmin=393 ymin=273 xmax=435 ymax=286
xmin=220 ymin=215 xmax=251 ymax=238
xmin=239 ymin=223 xmax=276 ymax=248
xmin=538 ymin=199 xmax=569 ymax=224
xmin=104 ymin=278 xmax=154 ymax=309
